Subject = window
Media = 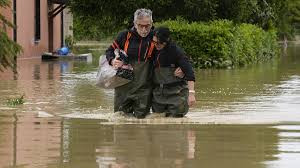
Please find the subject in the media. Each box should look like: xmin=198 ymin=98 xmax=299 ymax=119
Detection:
xmin=34 ymin=0 xmax=41 ymax=41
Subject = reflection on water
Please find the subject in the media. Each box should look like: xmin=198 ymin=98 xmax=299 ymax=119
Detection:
xmin=1 ymin=116 xmax=300 ymax=168
xmin=0 ymin=112 xmax=61 ymax=168
xmin=1 ymin=44 xmax=300 ymax=167
xmin=266 ymin=125 xmax=300 ymax=168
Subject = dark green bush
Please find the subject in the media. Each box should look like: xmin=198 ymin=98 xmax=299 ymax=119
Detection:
xmin=69 ymin=0 xmax=297 ymax=39
xmin=156 ymin=20 xmax=278 ymax=68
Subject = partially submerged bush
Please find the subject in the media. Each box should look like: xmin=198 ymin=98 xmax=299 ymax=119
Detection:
xmin=156 ymin=19 xmax=279 ymax=68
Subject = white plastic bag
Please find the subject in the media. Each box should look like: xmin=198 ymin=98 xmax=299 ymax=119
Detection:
xmin=96 ymin=55 xmax=131 ymax=89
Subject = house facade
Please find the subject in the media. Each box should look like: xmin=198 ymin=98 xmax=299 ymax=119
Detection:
xmin=1 ymin=0 xmax=70 ymax=59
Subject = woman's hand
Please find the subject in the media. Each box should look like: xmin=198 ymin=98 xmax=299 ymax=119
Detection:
xmin=188 ymin=91 xmax=196 ymax=107
xmin=174 ymin=67 xmax=185 ymax=78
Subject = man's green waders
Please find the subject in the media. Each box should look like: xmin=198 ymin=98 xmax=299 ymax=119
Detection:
xmin=152 ymin=67 xmax=189 ymax=117
xmin=114 ymin=61 xmax=153 ymax=118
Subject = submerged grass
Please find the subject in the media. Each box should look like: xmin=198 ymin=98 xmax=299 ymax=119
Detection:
xmin=6 ymin=95 xmax=25 ymax=106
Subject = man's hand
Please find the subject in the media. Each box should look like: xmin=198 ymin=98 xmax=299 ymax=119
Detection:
xmin=174 ymin=67 xmax=185 ymax=78
xmin=112 ymin=49 xmax=124 ymax=69
xmin=112 ymin=58 xmax=123 ymax=69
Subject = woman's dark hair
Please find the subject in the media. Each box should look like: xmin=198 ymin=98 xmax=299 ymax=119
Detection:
xmin=154 ymin=27 xmax=171 ymax=44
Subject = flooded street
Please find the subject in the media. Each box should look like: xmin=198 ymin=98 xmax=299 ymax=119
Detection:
xmin=1 ymin=44 xmax=300 ymax=167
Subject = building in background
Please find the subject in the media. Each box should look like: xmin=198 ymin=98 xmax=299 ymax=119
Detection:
xmin=1 ymin=0 xmax=73 ymax=59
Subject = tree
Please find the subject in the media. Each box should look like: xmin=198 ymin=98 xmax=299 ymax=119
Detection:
xmin=218 ymin=0 xmax=276 ymax=29
xmin=68 ymin=0 xmax=297 ymax=40
xmin=289 ymin=0 xmax=300 ymax=35
xmin=275 ymin=0 xmax=300 ymax=39
xmin=0 ymin=0 xmax=22 ymax=71
xmin=68 ymin=0 xmax=219 ymax=40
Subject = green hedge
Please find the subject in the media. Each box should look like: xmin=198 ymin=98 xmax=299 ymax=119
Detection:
xmin=156 ymin=20 xmax=279 ymax=68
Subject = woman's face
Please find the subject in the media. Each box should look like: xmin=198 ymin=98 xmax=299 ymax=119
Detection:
xmin=153 ymin=36 xmax=166 ymax=50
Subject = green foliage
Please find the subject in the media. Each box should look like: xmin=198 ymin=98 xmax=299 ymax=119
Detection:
xmin=65 ymin=35 xmax=76 ymax=50
xmin=284 ymin=0 xmax=300 ymax=37
xmin=0 ymin=0 xmax=10 ymax=9
xmin=0 ymin=31 xmax=22 ymax=71
xmin=289 ymin=0 xmax=300 ymax=23
xmin=6 ymin=95 xmax=25 ymax=106
xmin=231 ymin=24 xmax=278 ymax=66
xmin=218 ymin=0 xmax=281 ymax=31
xmin=178 ymin=0 xmax=219 ymax=22
xmin=68 ymin=0 xmax=147 ymax=40
xmin=218 ymin=0 xmax=300 ymax=39
xmin=68 ymin=0 xmax=292 ymax=67
xmin=156 ymin=20 xmax=278 ymax=68
xmin=68 ymin=0 xmax=299 ymax=40
xmin=72 ymin=13 xmax=118 ymax=41
xmin=0 ymin=0 xmax=22 ymax=71
xmin=68 ymin=0 xmax=220 ymax=40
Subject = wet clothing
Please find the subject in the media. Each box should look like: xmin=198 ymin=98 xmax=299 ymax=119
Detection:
xmin=152 ymin=42 xmax=195 ymax=117
xmin=105 ymin=28 xmax=154 ymax=118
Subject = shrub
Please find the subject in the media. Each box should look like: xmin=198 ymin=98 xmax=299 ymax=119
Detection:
xmin=156 ymin=19 xmax=279 ymax=68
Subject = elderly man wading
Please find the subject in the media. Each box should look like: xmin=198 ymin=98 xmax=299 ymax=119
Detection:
xmin=105 ymin=9 xmax=156 ymax=118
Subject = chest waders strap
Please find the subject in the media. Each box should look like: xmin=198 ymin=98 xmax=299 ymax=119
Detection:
xmin=112 ymin=41 xmax=120 ymax=50
xmin=124 ymin=32 xmax=132 ymax=54
xmin=145 ymin=42 xmax=155 ymax=61
xmin=111 ymin=32 xmax=132 ymax=55
xmin=112 ymin=32 xmax=154 ymax=61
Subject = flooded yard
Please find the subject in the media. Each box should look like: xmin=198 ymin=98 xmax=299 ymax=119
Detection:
xmin=1 ymin=44 xmax=300 ymax=167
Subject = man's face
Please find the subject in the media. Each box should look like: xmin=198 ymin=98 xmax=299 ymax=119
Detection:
xmin=134 ymin=16 xmax=152 ymax=37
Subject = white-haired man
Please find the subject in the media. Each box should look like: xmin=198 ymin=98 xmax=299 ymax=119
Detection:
xmin=106 ymin=8 xmax=155 ymax=118
xmin=106 ymin=9 xmax=184 ymax=118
